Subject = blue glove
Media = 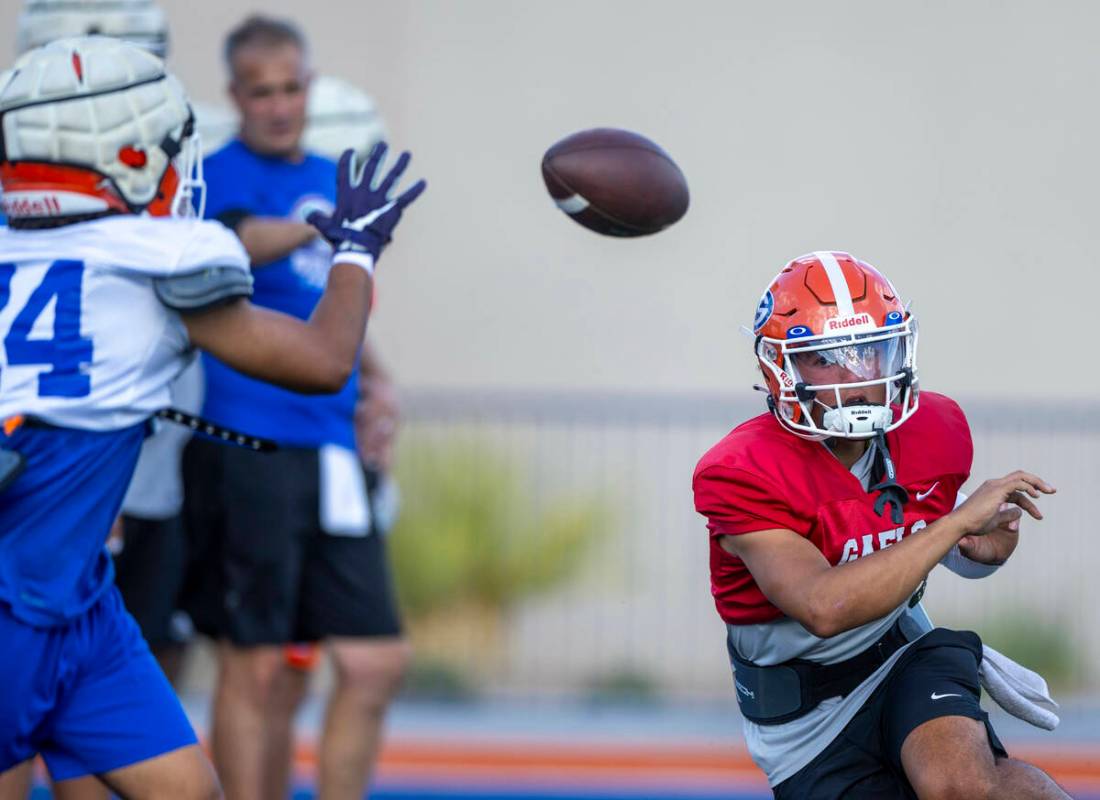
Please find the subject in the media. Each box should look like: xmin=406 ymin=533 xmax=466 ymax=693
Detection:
xmin=307 ymin=143 xmax=427 ymax=259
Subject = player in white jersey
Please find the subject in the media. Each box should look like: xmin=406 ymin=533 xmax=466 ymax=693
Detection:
xmin=15 ymin=0 xmax=168 ymax=57
xmin=12 ymin=0 xmax=249 ymax=703
xmin=0 ymin=36 xmax=424 ymax=798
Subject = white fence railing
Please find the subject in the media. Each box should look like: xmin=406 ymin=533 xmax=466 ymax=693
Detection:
xmin=396 ymin=390 xmax=1100 ymax=698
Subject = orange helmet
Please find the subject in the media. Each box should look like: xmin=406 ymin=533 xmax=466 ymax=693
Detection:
xmin=752 ymin=251 xmax=919 ymax=440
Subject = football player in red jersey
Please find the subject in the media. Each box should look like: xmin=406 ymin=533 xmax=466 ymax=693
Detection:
xmin=694 ymin=252 xmax=1068 ymax=799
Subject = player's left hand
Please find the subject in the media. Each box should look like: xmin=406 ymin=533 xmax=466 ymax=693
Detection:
xmin=307 ymin=144 xmax=426 ymax=259
xmin=957 ymin=503 xmax=1020 ymax=564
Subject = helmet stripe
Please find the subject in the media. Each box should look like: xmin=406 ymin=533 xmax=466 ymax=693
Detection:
xmin=0 ymin=72 xmax=166 ymax=115
xmin=814 ymin=250 xmax=856 ymax=317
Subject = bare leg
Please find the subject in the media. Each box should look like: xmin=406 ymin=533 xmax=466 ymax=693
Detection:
xmin=0 ymin=759 xmax=112 ymax=800
xmin=261 ymin=662 xmax=310 ymax=800
xmin=0 ymin=760 xmax=33 ymax=800
xmin=991 ymin=758 xmax=1075 ymax=800
xmin=52 ymin=775 xmax=110 ymax=800
xmin=151 ymin=642 xmax=189 ymax=688
xmin=210 ymin=643 xmax=285 ymax=800
xmin=98 ymin=743 xmax=220 ymax=800
xmin=902 ymin=715 xmax=1072 ymax=799
xmin=316 ymin=638 xmax=410 ymax=800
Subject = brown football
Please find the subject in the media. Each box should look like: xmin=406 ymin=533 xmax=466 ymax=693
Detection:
xmin=541 ymin=128 xmax=689 ymax=237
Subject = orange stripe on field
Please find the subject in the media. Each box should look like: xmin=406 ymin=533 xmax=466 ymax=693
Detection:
xmin=296 ymin=741 xmax=759 ymax=772
xmin=290 ymin=739 xmax=1100 ymax=785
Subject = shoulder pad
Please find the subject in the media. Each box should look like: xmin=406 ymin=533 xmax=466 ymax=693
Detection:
xmin=154 ymin=266 xmax=253 ymax=312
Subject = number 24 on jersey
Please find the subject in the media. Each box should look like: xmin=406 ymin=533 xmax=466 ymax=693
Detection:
xmin=0 ymin=260 xmax=94 ymax=398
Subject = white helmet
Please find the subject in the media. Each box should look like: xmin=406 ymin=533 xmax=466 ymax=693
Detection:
xmin=303 ymin=75 xmax=387 ymax=160
xmin=0 ymin=35 xmax=203 ymax=222
xmin=16 ymin=0 xmax=169 ymax=58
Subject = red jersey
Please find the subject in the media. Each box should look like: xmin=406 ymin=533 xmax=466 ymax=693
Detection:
xmin=693 ymin=392 xmax=972 ymax=626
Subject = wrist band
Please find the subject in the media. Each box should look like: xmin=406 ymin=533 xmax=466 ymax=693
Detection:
xmin=332 ymin=250 xmax=375 ymax=276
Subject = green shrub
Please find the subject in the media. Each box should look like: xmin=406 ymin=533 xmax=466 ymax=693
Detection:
xmin=400 ymin=658 xmax=478 ymax=702
xmin=978 ymin=611 xmax=1078 ymax=689
xmin=584 ymin=667 xmax=662 ymax=705
xmin=390 ymin=437 xmax=609 ymax=620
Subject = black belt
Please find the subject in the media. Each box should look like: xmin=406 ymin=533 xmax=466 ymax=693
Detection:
xmin=728 ymin=617 xmax=911 ymax=725
xmin=2 ymin=411 xmax=276 ymax=450
xmin=0 ymin=410 xmax=277 ymax=494
xmin=154 ymin=408 xmax=277 ymax=452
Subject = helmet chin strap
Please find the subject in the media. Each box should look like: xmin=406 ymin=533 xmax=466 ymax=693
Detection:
xmin=868 ymin=427 xmax=909 ymax=524
xmin=159 ymin=113 xmax=204 ymax=219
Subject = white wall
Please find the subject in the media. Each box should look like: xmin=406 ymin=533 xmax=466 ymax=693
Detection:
xmin=5 ymin=0 xmax=1097 ymax=399
xmin=4 ymin=0 xmax=1095 ymax=696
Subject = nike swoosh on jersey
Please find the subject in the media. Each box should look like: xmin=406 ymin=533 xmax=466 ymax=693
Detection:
xmin=930 ymin=691 xmax=962 ymax=700
xmin=916 ymin=481 xmax=940 ymax=502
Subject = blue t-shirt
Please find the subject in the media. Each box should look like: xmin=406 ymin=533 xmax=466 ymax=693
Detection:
xmin=200 ymin=139 xmax=359 ymax=450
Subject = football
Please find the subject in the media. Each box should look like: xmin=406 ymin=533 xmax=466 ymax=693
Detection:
xmin=541 ymin=128 xmax=689 ymax=237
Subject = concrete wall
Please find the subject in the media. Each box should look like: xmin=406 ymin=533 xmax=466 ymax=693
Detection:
xmin=2 ymin=0 xmax=1096 ymax=694
xmin=4 ymin=0 xmax=1097 ymax=399
xmin=396 ymin=392 xmax=1100 ymax=696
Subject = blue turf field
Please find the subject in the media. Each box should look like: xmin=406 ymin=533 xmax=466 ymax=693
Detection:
xmin=25 ymin=695 xmax=1100 ymax=799
xmin=29 ymin=791 xmax=766 ymax=800
xmin=292 ymin=789 xmax=765 ymax=800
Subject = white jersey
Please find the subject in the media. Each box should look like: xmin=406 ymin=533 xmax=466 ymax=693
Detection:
xmin=0 ymin=215 xmax=248 ymax=431
xmin=121 ymin=358 xmax=203 ymax=519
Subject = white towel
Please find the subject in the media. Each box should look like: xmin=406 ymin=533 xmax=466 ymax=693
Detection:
xmin=318 ymin=444 xmax=371 ymax=537
xmin=979 ymin=644 xmax=1060 ymax=731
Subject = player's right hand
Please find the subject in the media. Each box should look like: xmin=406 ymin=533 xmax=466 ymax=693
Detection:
xmin=355 ymin=374 xmax=399 ymax=472
xmin=308 ymin=144 xmax=427 ymax=260
xmin=950 ymin=470 xmax=1056 ymax=537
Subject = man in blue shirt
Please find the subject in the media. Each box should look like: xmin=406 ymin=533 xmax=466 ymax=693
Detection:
xmin=180 ymin=16 xmax=410 ymax=800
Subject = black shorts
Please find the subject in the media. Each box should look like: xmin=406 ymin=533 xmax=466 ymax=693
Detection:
xmin=179 ymin=436 xmax=403 ymax=645
xmin=773 ymin=628 xmax=1007 ymax=800
xmin=113 ymin=514 xmax=189 ymax=647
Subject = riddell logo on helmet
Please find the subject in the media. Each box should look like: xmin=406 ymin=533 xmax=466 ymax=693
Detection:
xmin=1 ymin=194 xmax=62 ymax=217
xmin=825 ymin=313 xmax=874 ymax=332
